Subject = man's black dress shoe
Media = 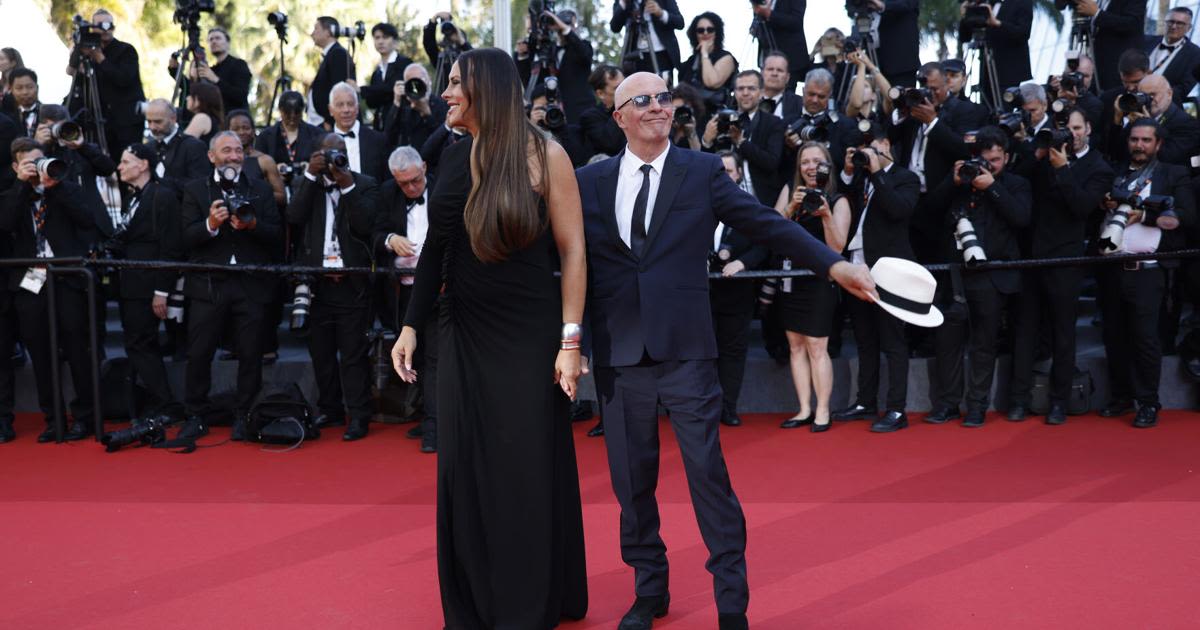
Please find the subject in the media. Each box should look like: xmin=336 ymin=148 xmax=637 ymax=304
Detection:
xmin=1045 ymin=404 xmax=1067 ymax=425
xmin=343 ymin=419 xmax=369 ymax=441
xmin=420 ymin=430 xmax=437 ymax=453
xmin=64 ymin=421 xmax=90 ymax=441
xmin=37 ymin=425 xmax=56 ymax=443
xmin=1099 ymin=401 xmax=1134 ymax=417
xmin=780 ymin=414 xmax=813 ymax=429
xmin=1006 ymin=405 xmax=1028 ymax=421
xmin=962 ymin=410 xmax=985 ymax=428
xmin=231 ymin=415 xmax=248 ymax=441
xmin=923 ymin=407 xmax=961 ymax=424
xmin=618 ymin=594 xmax=670 ymax=630
xmin=314 ymin=414 xmax=345 ymax=429
xmin=718 ymin=612 xmax=749 ymax=630
xmin=587 ymin=421 xmax=604 ymax=437
xmin=721 ymin=413 xmax=742 ymax=427
xmin=1132 ymin=404 xmax=1159 ymax=428
xmin=831 ymin=403 xmax=876 ymax=421
xmin=406 ymin=424 xmax=424 ymax=439
xmin=176 ymin=417 xmax=210 ymax=441
xmin=870 ymin=411 xmax=908 ymax=433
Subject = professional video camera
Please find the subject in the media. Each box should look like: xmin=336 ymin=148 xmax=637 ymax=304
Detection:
xmin=290 ymin=274 xmax=314 ymax=331
xmin=797 ymin=162 xmax=832 ymax=216
xmin=788 ymin=111 xmax=833 ymax=143
xmin=952 ymin=207 xmax=987 ymax=264
xmin=101 ymin=415 xmax=173 ymax=452
xmin=404 ymin=77 xmax=429 ymax=101
xmin=217 ymin=166 xmax=255 ymax=223
xmin=960 ymin=0 xmax=993 ymax=33
xmin=845 ymin=0 xmax=881 ymax=18
xmin=1117 ymin=91 xmax=1152 ymax=115
xmin=1099 ymin=188 xmax=1178 ymax=253
xmin=71 ymin=15 xmax=112 ymax=51
xmin=889 ymin=86 xmax=934 ymax=113
xmin=540 ymin=76 xmax=567 ymax=131
xmin=674 ymin=105 xmax=695 ymax=127
xmin=173 ymin=0 xmax=214 ymax=26
xmin=333 ymin=20 xmax=367 ymax=41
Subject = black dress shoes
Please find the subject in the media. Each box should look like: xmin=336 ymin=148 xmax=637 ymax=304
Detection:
xmin=870 ymin=411 xmax=908 ymax=433
xmin=406 ymin=424 xmax=424 ymax=439
xmin=176 ymin=417 xmax=210 ymax=441
xmin=314 ymin=414 xmax=345 ymax=429
xmin=1132 ymin=404 xmax=1159 ymax=428
xmin=37 ymin=425 xmax=56 ymax=443
xmin=780 ymin=414 xmax=813 ymax=429
xmin=343 ymin=419 xmax=369 ymax=441
xmin=420 ymin=430 xmax=437 ymax=453
xmin=718 ymin=612 xmax=749 ymax=630
xmin=831 ymin=403 xmax=876 ymax=421
xmin=1045 ymin=404 xmax=1067 ymax=425
xmin=64 ymin=421 xmax=91 ymax=441
xmin=587 ymin=421 xmax=604 ymax=437
xmin=618 ymin=594 xmax=670 ymax=630
xmin=721 ymin=413 xmax=742 ymax=427
xmin=1099 ymin=400 xmax=1134 ymax=417
xmin=962 ymin=410 xmax=985 ymax=428
xmin=923 ymin=407 xmax=961 ymax=424
xmin=1006 ymin=405 xmax=1028 ymax=422
xmin=231 ymin=414 xmax=248 ymax=441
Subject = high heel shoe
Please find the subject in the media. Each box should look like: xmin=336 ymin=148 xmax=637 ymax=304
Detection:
xmin=780 ymin=413 xmax=814 ymax=429
xmin=810 ymin=419 xmax=831 ymax=433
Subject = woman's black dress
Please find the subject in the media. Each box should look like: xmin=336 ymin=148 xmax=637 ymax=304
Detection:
xmin=776 ymin=188 xmax=841 ymax=337
xmin=404 ymin=137 xmax=588 ymax=629
xmin=678 ymin=49 xmax=738 ymax=109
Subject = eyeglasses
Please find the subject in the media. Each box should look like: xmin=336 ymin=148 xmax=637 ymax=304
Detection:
xmin=695 ymin=27 xmax=716 ymax=35
xmin=1166 ymin=20 xmax=1190 ymax=27
xmin=617 ymin=91 xmax=674 ymax=110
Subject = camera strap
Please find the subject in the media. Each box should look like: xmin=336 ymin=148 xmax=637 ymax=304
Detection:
xmin=1119 ymin=160 xmax=1155 ymax=197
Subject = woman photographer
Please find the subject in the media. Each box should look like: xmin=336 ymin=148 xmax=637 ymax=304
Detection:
xmin=677 ymin=12 xmax=737 ymax=114
xmin=771 ymin=142 xmax=850 ymax=432
xmin=845 ymin=50 xmax=894 ymax=121
xmin=670 ymin=82 xmax=706 ymax=150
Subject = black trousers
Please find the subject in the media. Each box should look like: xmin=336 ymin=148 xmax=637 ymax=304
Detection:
xmin=1010 ymin=267 xmax=1084 ymax=407
xmin=594 ymin=359 xmax=748 ymax=614
xmin=13 ymin=283 xmax=95 ymax=425
xmin=185 ymin=279 xmax=266 ymax=415
xmin=849 ymin=292 xmax=909 ymax=412
xmin=933 ymin=281 xmax=1003 ymax=412
xmin=711 ymin=288 xmax=756 ymax=419
xmin=1098 ymin=265 xmax=1164 ymax=406
xmin=307 ymin=279 xmax=373 ymax=424
xmin=118 ymin=298 xmax=178 ymax=415
xmin=0 ymin=290 xmax=15 ymax=426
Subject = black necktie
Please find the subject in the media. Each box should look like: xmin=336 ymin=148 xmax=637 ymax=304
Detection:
xmin=339 ymin=130 xmax=356 ymax=139
xmin=630 ymin=164 xmax=652 ymax=257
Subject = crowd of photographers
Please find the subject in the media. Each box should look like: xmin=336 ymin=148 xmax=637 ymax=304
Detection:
xmin=2 ymin=1 xmax=1200 ymax=450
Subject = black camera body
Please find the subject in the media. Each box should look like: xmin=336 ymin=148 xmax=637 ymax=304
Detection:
xmin=798 ymin=162 xmax=832 ymax=216
xmin=541 ymin=76 xmax=566 ymax=131
xmin=674 ymin=105 xmax=694 ymax=127
xmin=1060 ymin=71 xmax=1085 ymax=94
xmin=788 ymin=111 xmax=832 ymax=143
xmin=995 ymin=109 xmax=1030 ymax=137
xmin=715 ymin=108 xmax=744 ymax=135
xmin=1035 ymin=127 xmax=1073 ymax=151
xmin=890 ymin=86 xmax=933 ymax=112
xmin=1118 ymin=91 xmax=1152 ymax=115
xmin=958 ymin=157 xmax=992 ymax=182
xmin=323 ymin=149 xmax=350 ymax=173
xmin=960 ymin=0 xmax=993 ymax=33
xmin=71 ymin=15 xmax=106 ymax=51
xmin=845 ymin=0 xmax=881 ymax=18
xmin=102 ymin=415 xmax=172 ymax=452
xmin=217 ymin=166 xmax=255 ymax=223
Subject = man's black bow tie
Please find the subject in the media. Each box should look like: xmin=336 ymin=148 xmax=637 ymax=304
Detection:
xmin=1159 ymin=42 xmax=1180 ymax=52
xmin=407 ymin=195 xmax=425 ymax=206
xmin=338 ymin=130 xmax=356 ymax=139
xmin=760 ymin=97 xmax=778 ymax=113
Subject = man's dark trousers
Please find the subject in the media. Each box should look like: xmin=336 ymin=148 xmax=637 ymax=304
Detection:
xmin=1099 ymin=265 xmax=1164 ymax=406
xmin=185 ymin=278 xmax=266 ymax=414
xmin=849 ymin=295 xmax=909 ymax=411
xmin=1010 ymin=266 xmax=1084 ymax=408
xmin=307 ymin=278 xmax=373 ymax=424
xmin=14 ymin=284 xmax=95 ymax=425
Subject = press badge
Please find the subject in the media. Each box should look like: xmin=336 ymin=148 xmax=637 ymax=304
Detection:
xmin=20 ymin=267 xmax=47 ymax=294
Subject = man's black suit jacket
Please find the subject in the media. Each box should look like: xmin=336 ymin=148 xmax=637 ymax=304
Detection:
xmin=45 ymin=142 xmax=112 ymax=244
xmin=372 ymin=177 xmax=435 ymax=262
xmin=1026 ymin=149 xmax=1114 ymax=259
xmin=580 ymin=104 xmax=625 ymax=157
xmin=170 ymin=56 xmax=252 ymax=114
xmin=762 ymin=92 xmax=803 ymax=125
xmin=759 ymin=0 xmax=809 ymax=79
xmin=610 ymin=0 xmax=685 ymax=70
xmin=179 ymin=174 xmax=282 ymax=303
xmin=925 ymin=170 xmax=1032 ymax=294
xmin=733 ymin=110 xmax=785 ymax=206
xmin=957 ymin=0 xmax=1032 ymax=91
xmin=117 ymin=181 xmax=184 ymax=299
xmin=0 ymin=180 xmax=95 ymax=290
xmin=1093 ymin=0 xmax=1148 ymax=92
xmin=838 ymin=164 xmax=921 ymax=266
xmin=709 ymin=224 xmax=769 ymax=314
xmin=158 ymin=132 xmax=210 ymax=192
xmin=0 ymin=112 xmax=15 ymax=192
xmin=342 ymin=124 xmax=389 ymax=183
xmin=877 ymin=0 xmax=921 ymax=85
xmin=286 ymin=172 xmax=380 ymax=295
xmin=888 ymin=100 xmax=972 ymax=193
xmin=77 ymin=38 xmax=146 ymax=151
xmin=1104 ymin=103 xmax=1200 ymax=166
xmin=517 ymin=31 xmax=595 ymax=125
xmin=254 ymin=122 xmax=324 ymax=168
xmin=1110 ymin=160 xmax=1195 ymax=267
xmin=361 ymin=52 xmax=416 ymax=128
xmin=311 ymin=43 xmax=355 ymax=129
xmin=383 ymin=97 xmax=448 ymax=152
xmin=1144 ymin=35 xmax=1200 ymax=102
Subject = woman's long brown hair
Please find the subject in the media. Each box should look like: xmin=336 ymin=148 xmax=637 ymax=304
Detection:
xmin=458 ymin=48 xmax=548 ymax=263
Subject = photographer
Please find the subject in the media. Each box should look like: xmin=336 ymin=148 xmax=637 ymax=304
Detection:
xmin=361 ymin=23 xmax=415 ymax=130
xmin=923 ymin=126 xmax=1030 ymax=427
xmin=940 ymin=59 xmax=991 ymax=129
xmin=845 ymin=49 xmax=894 ymax=121
xmin=956 ymin=0 xmax=1033 ymax=103
xmin=516 ymin=8 xmax=595 ymax=126
xmin=6 ymin=68 xmax=40 ymax=136
xmin=876 ymin=0 xmax=922 ymax=88
xmin=308 ymin=17 xmax=356 ymax=129
xmin=1145 ymin=8 xmax=1200 ymax=103
xmin=752 ymin=0 xmax=809 ymax=88
xmin=781 ymin=68 xmax=858 ymax=186
xmin=703 ymin=70 xmax=785 ymax=206
xmin=383 ymin=64 xmax=448 ymax=154
xmin=255 ymin=91 xmax=324 ymax=186
xmin=65 ymin=9 xmax=146 ymax=153
xmin=1007 ymin=108 xmax=1113 ymax=424
xmin=112 ymin=144 xmax=185 ymax=423
xmin=830 ymin=121 xmax=921 ymax=431
xmin=809 ymin=28 xmax=850 ymax=96
xmin=678 ymin=13 xmax=738 ymax=114
xmin=1047 ymin=53 xmax=1102 ymax=130
xmin=287 ymin=133 xmax=380 ymax=441
xmin=423 ymin=12 xmax=472 ymax=92
xmin=527 ymin=82 xmax=591 ymax=166
xmin=760 ymin=51 xmax=803 ymax=122
xmin=610 ymin=0 xmax=684 ymax=81
xmin=1070 ymin=0 xmax=1146 ymax=91
xmin=167 ymin=27 xmax=252 ymax=115
xmin=179 ymin=131 xmax=281 ymax=440
xmin=144 ymin=98 xmax=209 ymax=192
xmin=580 ymin=65 xmax=626 ymax=158
xmin=670 ymin=84 xmax=706 ymax=150
xmin=34 ymin=105 xmax=114 ymax=237
xmin=0 ymin=137 xmax=98 ymax=442
xmin=328 ymin=82 xmax=388 ymax=182
xmin=1105 ymin=74 xmax=1200 ymax=166
xmin=1096 ymin=119 xmax=1193 ymax=427
xmin=373 ymin=146 xmax=438 ymax=452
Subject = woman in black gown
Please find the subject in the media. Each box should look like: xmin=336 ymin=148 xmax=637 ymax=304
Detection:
xmin=390 ymin=48 xmax=589 ymax=629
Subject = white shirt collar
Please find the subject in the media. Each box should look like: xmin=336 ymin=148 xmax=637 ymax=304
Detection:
xmin=1073 ymin=146 xmax=1090 ymax=160
xmin=322 ymin=42 xmax=335 ymax=56
xmin=336 ymin=120 xmax=361 ymax=136
xmin=620 ymin=144 xmax=670 ymax=178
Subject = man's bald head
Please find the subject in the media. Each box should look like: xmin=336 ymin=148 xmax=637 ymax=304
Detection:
xmin=614 ymin=72 xmax=668 ymax=110
xmin=1139 ymin=74 xmax=1173 ymax=116
xmin=144 ymin=98 xmax=178 ymax=139
xmin=146 ymin=98 xmax=175 ymax=120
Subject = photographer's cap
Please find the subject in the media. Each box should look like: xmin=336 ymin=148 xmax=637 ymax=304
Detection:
xmin=941 ymin=59 xmax=967 ymax=74
xmin=870 ymin=257 xmax=943 ymax=328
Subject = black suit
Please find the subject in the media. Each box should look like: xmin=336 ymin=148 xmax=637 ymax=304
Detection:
xmin=958 ymin=0 xmax=1032 ymax=102
xmin=926 ymin=170 xmax=1032 ymax=413
xmin=709 ymin=224 xmax=768 ymax=421
xmin=361 ymin=52 xmax=415 ymax=129
xmin=71 ymin=38 xmax=146 ymax=153
xmin=0 ymin=181 xmax=97 ymax=427
xmin=0 ymin=112 xmax=17 ymax=192
xmin=758 ymin=0 xmax=808 ymax=82
xmin=1099 ymin=161 xmax=1194 ymax=407
xmin=171 ymin=56 xmax=252 ymax=114
xmin=610 ymin=0 xmax=684 ymax=78
xmin=382 ymin=96 xmax=448 ymax=153
xmin=877 ymin=0 xmax=921 ymax=88
xmin=254 ymin=121 xmax=324 ymax=170
xmin=154 ymin=131 xmax=210 ymax=194
xmin=1104 ymin=103 xmax=1200 ymax=167
xmin=1010 ymin=149 xmax=1113 ymax=410
xmin=1145 ymin=36 xmax=1200 ymax=103
xmin=179 ymin=174 xmax=282 ymax=414
xmin=1092 ymin=0 xmax=1148 ymax=92
xmin=729 ymin=109 xmax=785 ymax=206
xmin=517 ymin=31 xmax=595 ymax=125
xmin=421 ymin=125 xmax=469 ymax=178
xmin=580 ymin=104 xmax=625 ymax=158
xmin=335 ymin=123 xmax=388 ymax=183
xmin=8 ymin=102 xmax=41 ymax=137
xmin=760 ymin=92 xmax=803 ymax=125
xmin=287 ymin=172 xmax=379 ymax=424
xmin=45 ymin=142 xmax=115 ymax=242
xmin=311 ymin=42 xmax=355 ymax=129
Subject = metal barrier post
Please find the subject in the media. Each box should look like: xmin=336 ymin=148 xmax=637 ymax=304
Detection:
xmin=45 ymin=267 xmax=65 ymax=443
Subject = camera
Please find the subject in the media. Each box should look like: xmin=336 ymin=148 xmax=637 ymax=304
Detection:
xmin=995 ymin=110 xmax=1029 ymax=137
xmin=1060 ymin=71 xmax=1085 ymax=94
xmin=404 ymin=77 xmax=428 ymax=101
xmin=166 ymin=278 xmax=186 ymax=323
xmin=267 ymin=11 xmax=288 ymax=28
xmin=960 ymin=0 xmax=993 ymax=33
xmin=440 ymin=19 xmax=459 ymax=38
xmin=952 ymin=209 xmax=987 ymax=264
xmin=34 ymin=157 xmax=68 ymax=182
xmin=1035 ymin=127 xmax=1073 ymax=151
xmin=958 ymin=157 xmax=991 ymax=182
xmin=51 ymin=120 xmax=84 ymax=144
xmin=71 ymin=15 xmax=108 ymax=51
xmin=323 ymin=149 xmax=350 ymax=173
xmin=788 ymin=111 xmax=832 ymax=143
xmin=713 ymin=108 xmax=744 ymax=151
xmin=1117 ymin=91 xmax=1152 ymax=115
xmin=889 ymin=86 xmax=933 ymax=112
xmin=843 ymin=35 xmax=863 ymax=55
xmin=1000 ymin=86 xmax=1024 ymax=110
xmin=541 ymin=76 xmax=566 ymax=131
xmin=101 ymin=415 xmax=172 ymax=452
xmin=798 ymin=162 xmax=832 ymax=215
xmin=674 ymin=105 xmax=694 ymax=127
xmin=291 ymin=276 xmax=314 ymax=331
xmin=845 ymin=0 xmax=881 ymax=18
xmin=217 ymin=166 xmax=255 ymax=223
xmin=334 ymin=20 xmax=367 ymax=40
xmin=851 ymin=147 xmax=874 ymax=171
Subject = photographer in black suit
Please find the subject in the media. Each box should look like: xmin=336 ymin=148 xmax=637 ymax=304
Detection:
xmin=1070 ymin=0 xmax=1146 ymax=92
xmin=580 ymin=65 xmax=626 ymax=158
xmin=876 ymin=0 xmax=921 ymax=88
xmin=144 ymin=98 xmax=208 ymax=191
xmin=1048 ymin=53 xmax=1103 ymax=130
xmin=373 ymin=146 xmax=438 ymax=452
xmin=783 ymin=68 xmax=859 ymax=186
xmin=361 ymin=23 xmax=414 ymax=130
xmin=751 ymin=0 xmax=809 ymax=88
xmin=831 ymin=121 xmax=921 ymax=431
xmin=423 ymin=12 xmax=473 ymax=93
xmin=703 ymin=70 xmax=786 ymax=206
xmin=1145 ymin=8 xmax=1200 ymax=102
xmin=167 ymin=28 xmax=252 ymax=115
xmin=611 ymin=0 xmax=684 ymax=81
xmin=328 ymin=82 xmax=388 ymax=182
xmin=179 ymin=132 xmax=281 ymax=440
xmin=0 ymin=138 xmax=98 ymax=442
xmin=112 ymin=144 xmax=185 ymax=421
xmin=287 ymin=133 xmax=380 ymax=441
xmin=923 ymin=126 xmax=1031 ymax=427
xmin=255 ymin=91 xmax=324 ymax=186
xmin=517 ymin=8 xmax=595 ymax=126
xmin=66 ymin=9 xmax=145 ymax=153
xmin=759 ymin=52 xmax=803 ymax=124
xmin=1096 ymin=119 xmax=1193 ymax=428
xmin=307 ymin=17 xmax=355 ymax=129
xmin=382 ymin=64 xmax=448 ymax=154
xmin=1105 ymin=74 xmax=1200 ymax=166
xmin=1007 ymin=108 xmax=1113 ymax=424
xmin=957 ymin=0 xmax=1032 ymax=107
xmin=34 ymin=105 xmax=115 ymax=237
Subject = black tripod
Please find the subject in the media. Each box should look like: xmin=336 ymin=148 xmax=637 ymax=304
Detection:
xmin=266 ymin=27 xmax=292 ymax=127
xmin=66 ymin=55 xmax=108 ymax=156
xmin=836 ymin=12 xmax=882 ymax=108
xmin=432 ymin=42 xmax=461 ymax=97
xmin=170 ymin=22 xmax=205 ymax=114
xmin=620 ymin=0 xmax=662 ymax=79
xmin=963 ymin=29 xmax=1001 ymax=110
xmin=1068 ymin=11 xmax=1094 ymax=86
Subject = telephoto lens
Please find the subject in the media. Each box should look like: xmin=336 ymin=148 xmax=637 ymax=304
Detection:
xmin=34 ymin=157 xmax=68 ymax=181
xmin=953 ymin=212 xmax=987 ymax=264
xmin=1097 ymin=204 xmax=1132 ymax=254
xmin=166 ymin=278 xmax=186 ymax=324
xmin=291 ymin=279 xmax=313 ymax=332
xmin=404 ymin=77 xmax=428 ymax=100
xmin=52 ymin=120 xmax=83 ymax=144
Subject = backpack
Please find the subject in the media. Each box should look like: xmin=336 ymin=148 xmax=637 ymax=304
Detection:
xmin=248 ymin=382 xmax=319 ymax=445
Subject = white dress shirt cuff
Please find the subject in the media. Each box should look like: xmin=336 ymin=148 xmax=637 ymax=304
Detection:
xmin=153 ymin=291 xmax=169 ymax=298
xmin=340 ymin=183 xmax=356 ymax=195
xmin=304 ymin=171 xmax=318 ymax=182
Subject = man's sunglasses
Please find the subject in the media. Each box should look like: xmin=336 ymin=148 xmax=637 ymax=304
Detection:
xmin=617 ymin=91 xmax=674 ymax=110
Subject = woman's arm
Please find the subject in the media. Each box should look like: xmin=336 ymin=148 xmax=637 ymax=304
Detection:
xmin=823 ymin=196 xmax=852 ymax=253
xmin=257 ymin=153 xmax=287 ymax=206
xmin=183 ymin=113 xmax=211 ymax=140
xmin=700 ymin=52 xmax=736 ymax=90
xmin=773 ymin=183 xmax=791 ymax=217
xmin=846 ymin=60 xmax=869 ymax=118
xmin=544 ymin=139 xmax=588 ymax=398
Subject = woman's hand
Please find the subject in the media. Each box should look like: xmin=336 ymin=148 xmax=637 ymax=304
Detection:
xmin=554 ymin=349 xmax=585 ymax=400
xmin=392 ymin=326 xmax=419 ymax=383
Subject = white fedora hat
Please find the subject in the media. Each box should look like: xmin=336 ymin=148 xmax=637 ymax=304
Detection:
xmin=869 ymin=257 xmax=943 ymax=328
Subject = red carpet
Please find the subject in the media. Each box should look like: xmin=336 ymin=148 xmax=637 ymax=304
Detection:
xmin=2 ymin=411 xmax=1199 ymax=629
